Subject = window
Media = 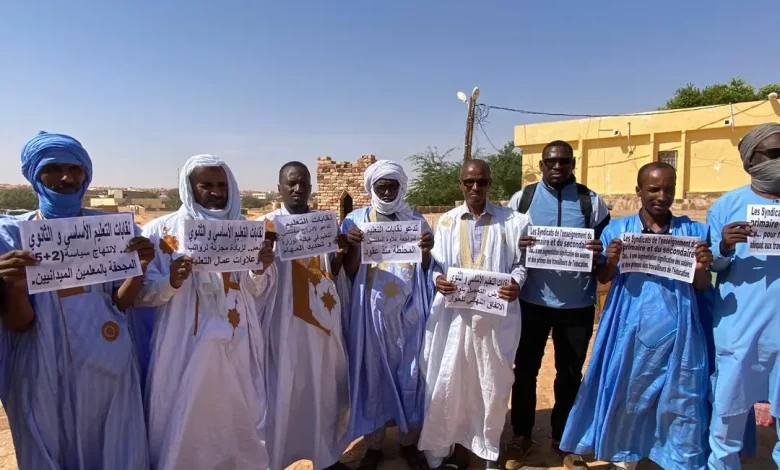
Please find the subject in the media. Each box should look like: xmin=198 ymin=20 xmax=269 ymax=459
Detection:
xmin=658 ymin=150 xmax=677 ymax=169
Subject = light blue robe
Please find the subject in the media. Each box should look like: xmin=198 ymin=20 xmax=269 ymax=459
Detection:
xmin=341 ymin=207 xmax=435 ymax=442
xmin=707 ymin=185 xmax=780 ymax=468
xmin=560 ymin=214 xmax=709 ymax=469
xmin=0 ymin=210 xmax=148 ymax=469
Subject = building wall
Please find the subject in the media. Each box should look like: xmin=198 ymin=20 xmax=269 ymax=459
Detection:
xmin=316 ymin=155 xmax=376 ymax=221
xmin=515 ymin=99 xmax=780 ymax=196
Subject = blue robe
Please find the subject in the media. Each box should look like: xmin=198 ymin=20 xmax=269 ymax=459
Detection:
xmin=0 ymin=211 xmax=148 ymax=469
xmin=560 ymin=214 xmax=709 ymax=469
xmin=341 ymin=206 xmax=435 ymax=442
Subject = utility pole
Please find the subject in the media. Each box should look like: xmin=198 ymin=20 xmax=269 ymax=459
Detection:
xmin=458 ymin=86 xmax=480 ymax=161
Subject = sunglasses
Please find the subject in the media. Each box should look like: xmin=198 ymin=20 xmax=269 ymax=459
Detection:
xmin=542 ymin=157 xmax=574 ymax=168
xmin=460 ymin=178 xmax=491 ymax=188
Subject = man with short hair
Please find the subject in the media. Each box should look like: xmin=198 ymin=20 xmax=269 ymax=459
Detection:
xmin=418 ymin=159 xmax=528 ymax=470
xmin=560 ymin=162 xmax=712 ymax=470
xmin=340 ymin=160 xmax=434 ymax=470
xmin=506 ymin=140 xmax=609 ymax=467
xmin=259 ymin=161 xmax=351 ymax=470
xmin=138 ymin=154 xmax=276 ymax=469
xmin=0 ymin=132 xmax=153 ymax=468
xmin=707 ymin=123 xmax=780 ymax=469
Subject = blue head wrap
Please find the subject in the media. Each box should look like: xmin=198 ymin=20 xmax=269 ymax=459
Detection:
xmin=21 ymin=131 xmax=93 ymax=219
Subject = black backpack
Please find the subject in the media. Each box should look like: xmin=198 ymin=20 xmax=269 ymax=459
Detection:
xmin=515 ymin=182 xmax=593 ymax=229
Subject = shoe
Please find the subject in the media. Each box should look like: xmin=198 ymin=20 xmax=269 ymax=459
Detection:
xmin=441 ymin=446 xmax=468 ymax=470
xmin=551 ymin=440 xmax=587 ymax=469
xmin=503 ymin=435 xmax=533 ymax=469
xmin=399 ymin=445 xmax=429 ymax=470
xmin=484 ymin=459 xmax=501 ymax=470
xmin=356 ymin=448 xmax=383 ymax=470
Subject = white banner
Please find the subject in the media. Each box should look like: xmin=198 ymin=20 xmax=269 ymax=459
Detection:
xmin=20 ymin=213 xmax=142 ymax=294
xmin=182 ymin=220 xmax=265 ymax=272
xmin=525 ymin=226 xmax=594 ymax=272
xmin=275 ymin=211 xmax=339 ymax=261
xmin=360 ymin=220 xmax=422 ymax=264
xmin=444 ymin=267 xmax=511 ymax=316
xmin=747 ymin=205 xmax=780 ymax=256
xmin=619 ymin=233 xmax=698 ymax=283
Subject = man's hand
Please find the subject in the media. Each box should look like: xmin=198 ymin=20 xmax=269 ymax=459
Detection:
xmin=695 ymin=241 xmax=713 ymax=271
xmin=169 ymin=256 xmax=193 ymax=289
xmin=498 ymin=279 xmax=520 ymax=302
xmin=435 ymin=275 xmax=457 ymax=295
xmin=336 ymin=234 xmax=350 ymax=255
xmin=258 ymin=240 xmax=275 ymax=267
xmin=605 ymin=239 xmax=623 ymax=267
xmin=419 ymin=231 xmax=434 ymax=254
xmin=586 ymin=239 xmax=604 ymax=260
xmin=346 ymin=226 xmax=364 ymax=246
xmin=125 ymin=237 xmax=155 ymax=273
xmin=518 ymin=236 xmax=536 ymax=250
xmin=0 ymin=251 xmax=38 ymax=290
xmin=721 ymin=222 xmax=753 ymax=254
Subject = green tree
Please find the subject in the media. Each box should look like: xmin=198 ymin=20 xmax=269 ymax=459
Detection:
xmin=241 ymin=195 xmax=265 ymax=209
xmin=662 ymin=77 xmax=780 ymax=109
xmin=486 ymin=141 xmax=523 ymax=200
xmin=0 ymin=187 xmax=38 ymax=210
xmin=406 ymin=147 xmax=462 ymax=206
xmin=163 ymin=188 xmax=181 ymax=210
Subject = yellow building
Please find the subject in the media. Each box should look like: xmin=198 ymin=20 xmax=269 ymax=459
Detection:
xmin=514 ymin=99 xmax=780 ymax=197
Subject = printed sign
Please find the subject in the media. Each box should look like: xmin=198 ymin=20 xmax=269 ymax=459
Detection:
xmin=525 ymin=226 xmax=594 ymax=272
xmin=444 ymin=267 xmax=511 ymax=316
xmin=747 ymin=205 xmax=780 ymax=256
xmin=275 ymin=211 xmax=339 ymax=261
xmin=619 ymin=233 xmax=698 ymax=283
xmin=360 ymin=220 xmax=422 ymax=264
xmin=182 ymin=220 xmax=265 ymax=272
xmin=20 ymin=213 xmax=142 ymax=294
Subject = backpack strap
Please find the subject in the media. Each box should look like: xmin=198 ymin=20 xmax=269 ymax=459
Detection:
xmin=516 ymin=183 xmax=538 ymax=214
xmin=575 ymin=183 xmax=593 ymax=229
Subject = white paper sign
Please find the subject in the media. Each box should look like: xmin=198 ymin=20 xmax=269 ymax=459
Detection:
xmin=747 ymin=205 xmax=780 ymax=255
xmin=19 ymin=213 xmax=142 ymax=294
xmin=619 ymin=233 xmax=698 ymax=283
xmin=444 ymin=267 xmax=511 ymax=316
xmin=182 ymin=220 xmax=265 ymax=272
xmin=525 ymin=226 xmax=594 ymax=272
xmin=360 ymin=221 xmax=422 ymax=264
xmin=275 ymin=211 xmax=339 ymax=261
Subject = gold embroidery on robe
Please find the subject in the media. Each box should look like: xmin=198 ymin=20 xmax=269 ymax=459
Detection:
xmin=291 ymin=256 xmax=334 ymax=336
xmin=459 ymin=214 xmax=491 ymax=270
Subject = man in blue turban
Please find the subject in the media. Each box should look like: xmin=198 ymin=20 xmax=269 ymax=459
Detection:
xmin=0 ymin=132 xmax=154 ymax=468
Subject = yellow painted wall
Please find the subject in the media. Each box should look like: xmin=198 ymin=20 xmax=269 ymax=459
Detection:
xmin=516 ymin=99 xmax=780 ymax=195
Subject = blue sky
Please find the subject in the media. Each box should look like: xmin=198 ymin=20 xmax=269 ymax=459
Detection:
xmin=1 ymin=0 xmax=778 ymax=191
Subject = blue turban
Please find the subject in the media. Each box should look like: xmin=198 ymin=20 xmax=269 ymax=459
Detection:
xmin=21 ymin=131 xmax=93 ymax=219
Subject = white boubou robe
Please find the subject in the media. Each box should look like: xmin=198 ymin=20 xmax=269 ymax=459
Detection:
xmin=418 ymin=203 xmax=529 ymax=464
xmin=139 ymin=212 xmax=275 ymax=470
xmin=257 ymin=208 xmax=351 ymax=470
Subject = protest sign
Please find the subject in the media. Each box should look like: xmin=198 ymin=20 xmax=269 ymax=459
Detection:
xmin=20 ymin=213 xmax=142 ymax=294
xmin=360 ymin=220 xmax=421 ymax=264
xmin=525 ymin=226 xmax=594 ymax=272
xmin=275 ymin=211 xmax=339 ymax=261
xmin=619 ymin=233 xmax=698 ymax=283
xmin=747 ymin=205 xmax=780 ymax=256
xmin=182 ymin=220 xmax=265 ymax=272
xmin=444 ymin=267 xmax=511 ymax=316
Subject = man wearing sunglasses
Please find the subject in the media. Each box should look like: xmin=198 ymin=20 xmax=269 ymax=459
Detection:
xmin=506 ymin=140 xmax=610 ymax=468
xmin=707 ymin=123 xmax=780 ymax=468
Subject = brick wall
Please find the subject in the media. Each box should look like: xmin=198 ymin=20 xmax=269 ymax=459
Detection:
xmin=316 ymin=155 xmax=376 ymax=221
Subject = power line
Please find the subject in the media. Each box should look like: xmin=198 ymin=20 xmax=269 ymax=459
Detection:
xmin=478 ymin=102 xmax=728 ymax=119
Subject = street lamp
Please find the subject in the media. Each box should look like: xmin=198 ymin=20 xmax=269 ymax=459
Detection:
xmin=457 ymin=86 xmax=480 ymax=161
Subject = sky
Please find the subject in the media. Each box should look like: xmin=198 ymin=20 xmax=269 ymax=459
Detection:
xmin=1 ymin=0 xmax=778 ymax=191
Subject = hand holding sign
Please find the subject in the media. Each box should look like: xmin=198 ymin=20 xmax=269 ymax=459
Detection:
xmin=258 ymin=240 xmax=275 ymax=267
xmin=125 ymin=237 xmax=155 ymax=273
xmin=0 ymin=251 xmax=38 ymax=290
xmin=346 ymin=226 xmax=364 ymax=246
xmin=695 ymin=241 xmax=713 ymax=270
xmin=170 ymin=256 xmax=193 ymax=289
xmin=517 ymin=235 xmax=536 ymax=250
xmin=497 ymin=279 xmax=520 ymax=302
xmin=721 ymin=222 xmax=753 ymax=254
xmin=435 ymin=274 xmax=457 ymax=295
xmin=585 ymin=239 xmax=604 ymax=260
xmin=605 ymin=239 xmax=623 ymax=266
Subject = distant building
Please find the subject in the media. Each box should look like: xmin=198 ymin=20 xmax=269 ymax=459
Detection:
xmin=89 ymin=190 xmax=164 ymax=210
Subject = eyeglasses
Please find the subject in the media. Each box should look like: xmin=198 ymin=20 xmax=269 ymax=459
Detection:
xmin=460 ymin=178 xmax=491 ymax=188
xmin=542 ymin=157 xmax=574 ymax=168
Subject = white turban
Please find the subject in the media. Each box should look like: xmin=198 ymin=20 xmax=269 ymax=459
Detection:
xmin=364 ymin=160 xmax=412 ymax=217
xmin=179 ymin=154 xmax=242 ymax=221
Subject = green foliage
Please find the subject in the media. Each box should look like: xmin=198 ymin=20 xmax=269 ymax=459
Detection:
xmin=663 ymin=78 xmax=780 ymax=110
xmin=0 ymin=187 xmax=38 ymax=210
xmin=486 ymin=141 xmax=524 ymax=200
xmin=163 ymin=188 xmax=181 ymax=210
xmin=241 ymin=195 xmax=266 ymax=209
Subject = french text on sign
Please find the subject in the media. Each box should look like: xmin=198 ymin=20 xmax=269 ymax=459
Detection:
xmin=183 ymin=220 xmax=265 ymax=272
xmin=275 ymin=211 xmax=339 ymax=261
xmin=619 ymin=232 xmax=698 ymax=283
xmin=360 ymin=221 xmax=422 ymax=264
xmin=525 ymin=226 xmax=594 ymax=273
xmin=444 ymin=267 xmax=511 ymax=316
xmin=747 ymin=205 xmax=780 ymax=256
xmin=20 ymin=213 xmax=142 ymax=294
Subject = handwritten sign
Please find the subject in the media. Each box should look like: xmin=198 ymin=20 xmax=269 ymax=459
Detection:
xmin=525 ymin=226 xmax=594 ymax=273
xmin=360 ymin=221 xmax=422 ymax=264
xmin=19 ymin=213 xmax=142 ymax=294
xmin=619 ymin=233 xmax=698 ymax=283
xmin=747 ymin=205 xmax=780 ymax=255
xmin=275 ymin=211 xmax=339 ymax=261
xmin=182 ymin=220 xmax=265 ymax=272
xmin=444 ymin=267 xmax=511 ymax=316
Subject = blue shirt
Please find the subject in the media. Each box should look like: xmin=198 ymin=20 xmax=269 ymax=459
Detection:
xmin=510 ymin=179 xmax=610 ymax=309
